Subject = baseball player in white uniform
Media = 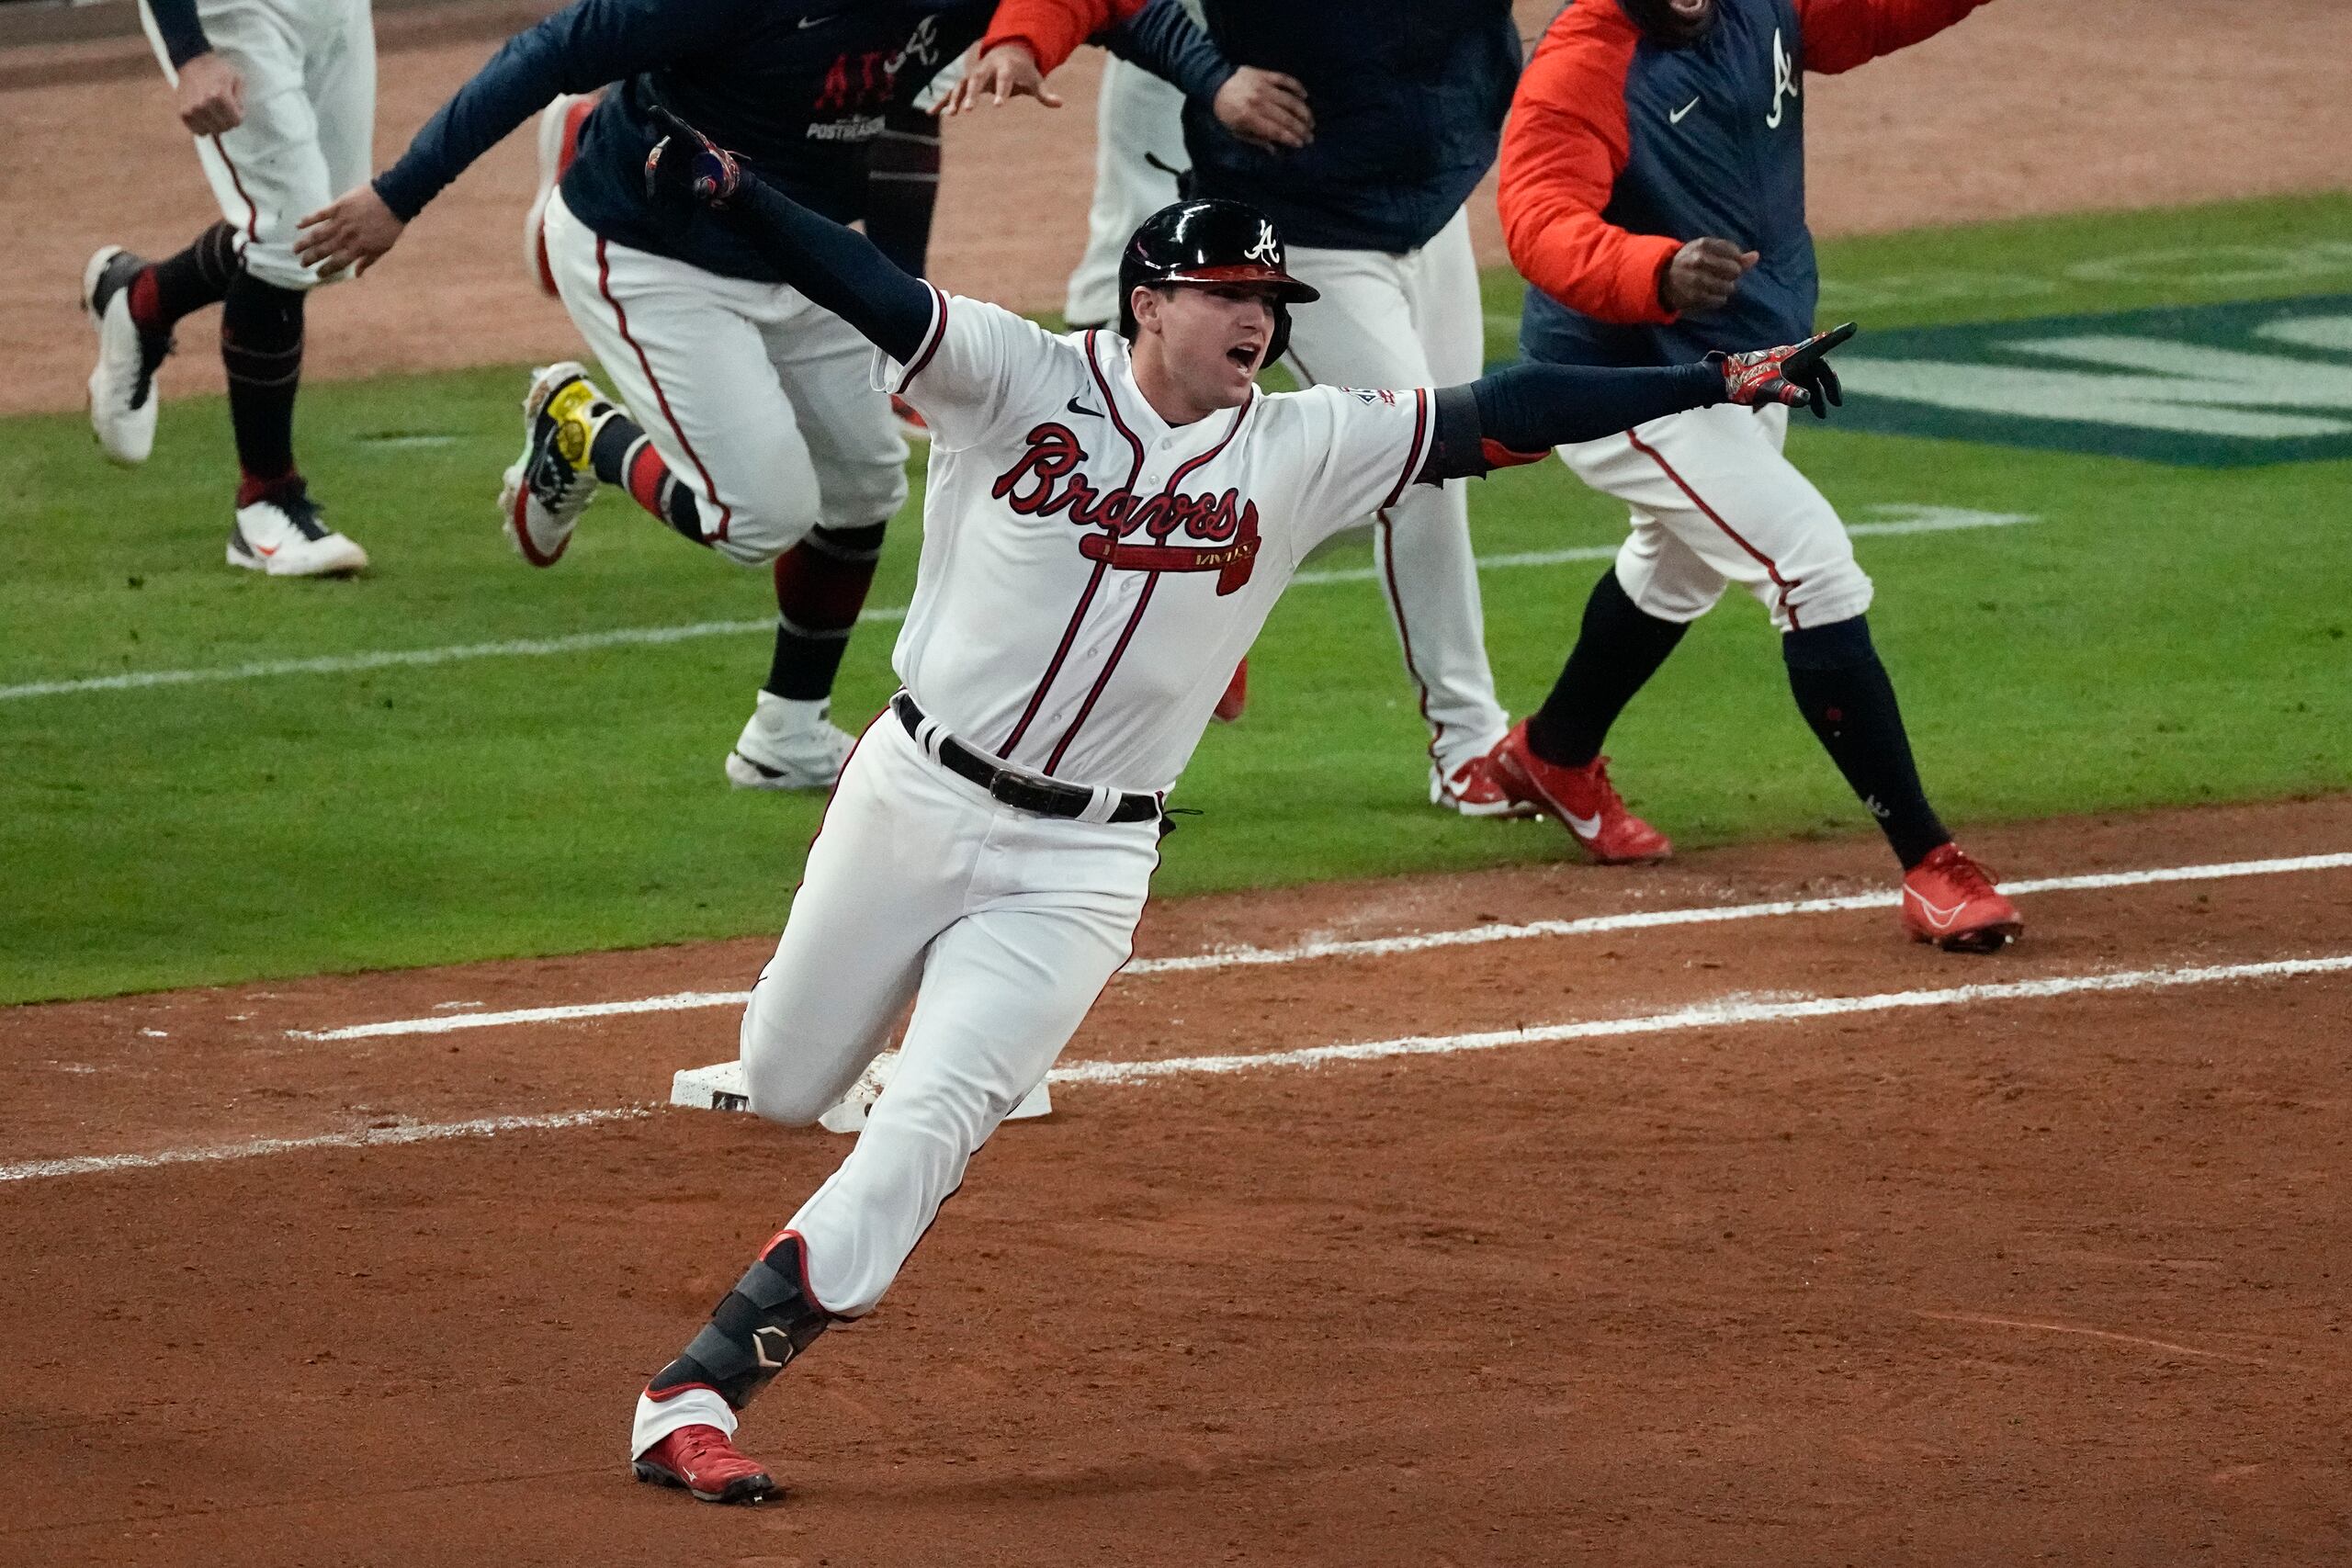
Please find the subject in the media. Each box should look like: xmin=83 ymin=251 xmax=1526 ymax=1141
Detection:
xmin=80 ymin=0 xmax=373 ymax=575
xmin=614 ymin=118 xmax=1851 ymax=1503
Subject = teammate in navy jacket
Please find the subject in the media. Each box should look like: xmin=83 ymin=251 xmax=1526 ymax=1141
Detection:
xmin=1493 ymin=0 xmax=2023 ymax=953
xmin=965 ymin=0 xmax=1537 ymax=817
xmin=293 ymin=0 xmax=1225 ymax=792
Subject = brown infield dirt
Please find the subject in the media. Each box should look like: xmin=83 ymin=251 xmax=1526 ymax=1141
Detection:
xmin=8 ymin=1 xmax=2352 ymax=1561
xmin=5 ymin=795 xmax=2351 ymax=1563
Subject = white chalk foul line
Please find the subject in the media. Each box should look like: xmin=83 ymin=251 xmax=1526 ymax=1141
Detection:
xmin=0 ymin=508 xmax=2029 ymax=703
xmin=0 ymin=1107 xmax=648 ymax=1185
xmin=15 ymin=953 xmax=2347 ymax=1184
xmin=288 ymin=851 xmax=2352 ymax=1042
xmin=1051 ymin=953 xmax=2352 ymax=1087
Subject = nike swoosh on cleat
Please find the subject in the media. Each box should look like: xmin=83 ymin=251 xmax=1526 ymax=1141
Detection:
xmin=1565 ymin=809 xmax=1602 ymax=839
xmin=1066 ymin=396 xmax=1103 ymax=419
xmin=1670 ymin=96 xmax=1700 ymax=123
xmin=1905 ymin=888 xmax=1966 ymax=930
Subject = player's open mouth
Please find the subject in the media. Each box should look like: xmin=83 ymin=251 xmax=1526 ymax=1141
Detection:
xmin=1227 ymin=343 xmax=1262 ymax=371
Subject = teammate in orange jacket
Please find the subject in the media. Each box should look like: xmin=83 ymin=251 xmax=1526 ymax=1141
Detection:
xmin=1494 ymin=0 xmax=2021 ymax=953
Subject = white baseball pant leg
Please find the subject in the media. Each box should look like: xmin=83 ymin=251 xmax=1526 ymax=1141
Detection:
xmin=141 ymin=0 xmax=376 ymax=292
xmin=1283 ymin=209 xmax=1510 ymax=773
xmin=1063 ymin=53 xmax=1186 ymax=328
xmin=544 ymin=190 xmax=908 ymax=567
xmin=1557 ymin=401 xmax=1873 ymax=633
xmin=631 ymin=714 xmax=1157 ymax=1458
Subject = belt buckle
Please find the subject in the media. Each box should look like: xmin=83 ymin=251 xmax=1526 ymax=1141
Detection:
xmin=989 ymin=770 xmax=1069 ymax=818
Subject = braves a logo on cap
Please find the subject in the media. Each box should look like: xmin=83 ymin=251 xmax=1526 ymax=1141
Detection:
xmin=991 ymin=423 xmax=1263 ymax=594
xmin=1243 ymin=220 xmax=1281 ymax=265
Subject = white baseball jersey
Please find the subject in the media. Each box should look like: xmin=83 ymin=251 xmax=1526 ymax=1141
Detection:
xmin=879 ymin=288 xmax=1436 ymax=795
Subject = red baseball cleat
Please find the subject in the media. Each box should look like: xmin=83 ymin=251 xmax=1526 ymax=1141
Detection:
xmin=1212 ymin=659 xmax=1248 ymax=723
xmin=1900 ymin=842 xmax=2022 ymax=953
xmin=631 ymin=1425 xmax=777 ymax=1505
xmin=1487 ymin=722 xmax=1671 ymax=863
xmin=1430 ymin=747 xmax=1538 ymax=818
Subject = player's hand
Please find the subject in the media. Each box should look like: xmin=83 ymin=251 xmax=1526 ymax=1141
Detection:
xmin=1213 ymin=67 xmax=1312 ymax=150
xmin=1711 ymin=322 xmax=1856 ymax=419
xmin=1659 ymin=235 xmax=1757 ymax=315
xmin=942 ymin=43 xmax=1063 ymax=115
xmin=175 ymin=51 xmax=244 ymax=136
xmin=293 ymin=184 xmax=405 ymax=277
xmin=643 ymin=106 xmax=742 ymax=209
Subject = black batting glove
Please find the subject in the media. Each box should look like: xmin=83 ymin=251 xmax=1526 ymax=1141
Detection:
xmin=1708 ymin=321 xmax=1856 ymax=419
xmin=643 ymin=103 xmax=742 ymax=210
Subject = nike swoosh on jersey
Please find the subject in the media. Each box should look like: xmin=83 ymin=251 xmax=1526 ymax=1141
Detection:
xmin=797 ymin=11 xmax=838 ymax=28
xmin=1669 ymin=97 xmax=1701 ymax=124
xmin=1565 ymin=809 xmax=1602 ymax=839
xmin=1066 ymin=395 xmax=1103 ymax=419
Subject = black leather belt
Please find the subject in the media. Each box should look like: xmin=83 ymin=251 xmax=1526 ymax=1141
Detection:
xmin=893 ymin=693 xmax=1160 ymax=824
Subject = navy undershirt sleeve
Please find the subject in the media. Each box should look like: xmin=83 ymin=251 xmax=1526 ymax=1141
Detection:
xmin=1102 ymin=0 xmax=1235 ymax=105
xmin=372 ymin=0 xmax=741 ymax=221
xmin=717 ymin=172 xmax=936 ymax=366
xmin=148 ymin=0 xmax=211 ymax=69
xmin=1420 ymin=362 xmax=1724 ymax=481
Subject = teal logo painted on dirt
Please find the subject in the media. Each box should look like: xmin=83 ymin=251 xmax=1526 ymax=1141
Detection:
xmin=1833 ymin=295 xmax=2352 ymax=468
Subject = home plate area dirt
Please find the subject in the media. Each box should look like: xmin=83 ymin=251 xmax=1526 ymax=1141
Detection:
xmin=4 ymin=795 xmax=2350 ymax=1565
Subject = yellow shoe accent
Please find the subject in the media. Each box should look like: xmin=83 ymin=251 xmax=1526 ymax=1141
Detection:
xmin=546 ymin=376 xmax=605 ymax=469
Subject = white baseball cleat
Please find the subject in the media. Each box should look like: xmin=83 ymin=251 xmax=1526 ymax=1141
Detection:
xmin=227 ymin=485 xmax=368 ymax=577
xmin=84 ymin=245 xmax=169 ymax=467
xmin=499 ymin=361 xmax=613 ymax=567
xmin=726 ymin=693 xmax=855 ymax=791
xmin=526 ymin=93 xmax=597 ymax=298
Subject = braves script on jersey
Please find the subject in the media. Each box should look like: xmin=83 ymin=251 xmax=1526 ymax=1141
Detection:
xmin=882 ymin=287 xmax=1434 ymax=794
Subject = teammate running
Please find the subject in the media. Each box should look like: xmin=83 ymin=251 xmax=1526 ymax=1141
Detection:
xmin=958 ymin=0 xmax=1532 ymax=810
xmin=83 ymin=0 xmax=372 ymax=577
xmin=1495 ymin=0 xmax=2019 ymax=952
xmin=616 ymin=115 xmax=1853 ymax=1503
xmin=291 ymin=0 xmax=1229 ymax=789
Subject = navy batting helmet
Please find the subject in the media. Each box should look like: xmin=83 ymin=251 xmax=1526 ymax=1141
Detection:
xmin=1116 ymin=199 xmax=1319 ymax=365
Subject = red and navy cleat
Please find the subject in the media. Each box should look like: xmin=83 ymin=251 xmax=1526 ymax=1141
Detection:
xmin=1487 ymin=723 xmax=1671 ymax=863
xmin=1900 ymin=842 xmax=2021 ymax=953
xmin=1430 ymin=747 xmax=1538 ymax=818
xmin=632 ymin=1425 xmax=777 ymax=1505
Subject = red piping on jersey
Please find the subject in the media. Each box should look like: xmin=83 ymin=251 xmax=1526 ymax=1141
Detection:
xmin=597 ymin=237 xmax=732 ymax=542
xmin=895 ymin=284 xmax=950 ymax=393
xmin=1043 ymin=573 xmax=1160 ymax=776
xmin=1381 ymin=388 xmax=1431 ymax=509
xmin=211 ymin=135 xmax=261 ymax=244
xmin=1001 ymin=332 xmax=1149 ymax=757
xmin=1626 ymin=427 xmax=1804 ymax=626
xmin=1039 ymin=394 xmax=1254 ymax=774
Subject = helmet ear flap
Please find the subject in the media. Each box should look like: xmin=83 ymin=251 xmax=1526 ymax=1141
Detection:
xmin=1267 ymin=302 xmax=1292 ymax=368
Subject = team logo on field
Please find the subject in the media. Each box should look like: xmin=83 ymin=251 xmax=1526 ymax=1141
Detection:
xmin=991 ymin=423 xmax=1263 ymax=594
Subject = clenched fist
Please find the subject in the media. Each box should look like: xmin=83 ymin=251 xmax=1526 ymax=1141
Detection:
xmin=1659 ymin=235 xmax=1757 ymax=315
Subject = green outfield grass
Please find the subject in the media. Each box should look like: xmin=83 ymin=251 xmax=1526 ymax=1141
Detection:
xmin=4 ymin=193 xmax=2348 ymax=1004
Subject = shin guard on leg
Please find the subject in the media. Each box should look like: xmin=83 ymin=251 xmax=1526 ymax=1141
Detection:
xmin=647 ymin=1232 xmax=834 ymax=1411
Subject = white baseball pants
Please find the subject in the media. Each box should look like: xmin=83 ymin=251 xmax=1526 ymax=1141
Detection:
xmin=1558 ymin=401 xmax=1874 ymax=632
xmin=139 ymin=0 xmax=374 ymax=293
xmin=630 ymin=709 xmax=1158 ymax=1459
xmin=1281 ymin=209 xmax=1510 ymax=773
xmin=1064 ymin=53 xmax=1188 ymax=328
xmin=542 ymin=189 xmax=910 ymax=568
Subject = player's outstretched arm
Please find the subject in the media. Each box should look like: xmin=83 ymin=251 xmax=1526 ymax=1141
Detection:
xmin=644 ymin=114 xmax=934 ymax=366
xmin=1419 ymin=325 xmax=1856 ymax=480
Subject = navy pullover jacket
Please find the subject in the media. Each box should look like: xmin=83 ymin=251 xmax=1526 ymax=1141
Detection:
xmin=373 ymin=0 xmax=1227 ymax=285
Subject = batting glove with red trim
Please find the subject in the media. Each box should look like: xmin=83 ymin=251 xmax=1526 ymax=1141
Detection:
xmin=643 ymin=105 xmax=742 ymax=210
xmin=1709 ymin=321 xmax=1856 ymax=419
